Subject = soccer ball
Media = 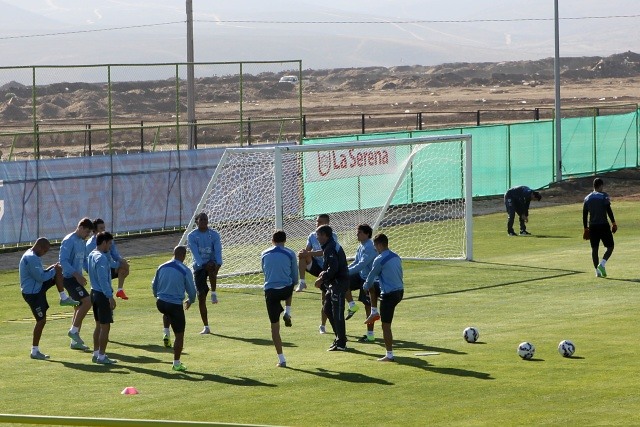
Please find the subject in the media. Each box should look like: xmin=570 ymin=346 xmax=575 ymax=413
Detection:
xmin=463 ymin=327 xmax=479 ymax=343
xmin=558 ymin=340 xmax=575 ymax=357
xmin=517 ymin=342 xmax=535 ymax=360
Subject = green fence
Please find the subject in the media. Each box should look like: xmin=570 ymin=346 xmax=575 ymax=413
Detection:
xmin=0 ymin=61 xmax=303 ymax=160
xmin=303 ymin=107 xmax=640 ymax=197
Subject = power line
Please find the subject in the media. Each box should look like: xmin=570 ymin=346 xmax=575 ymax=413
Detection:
xmin=0 ymin=14 xmax=638 ymax=41
xmin=198 ymin=14 xmax=640 ymax=24
xmin=0 ymin=21 xmax=184 ymax=40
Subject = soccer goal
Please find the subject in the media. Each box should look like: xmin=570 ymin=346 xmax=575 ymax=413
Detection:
xmin=178 ymin=134 xmax=472 ymax=287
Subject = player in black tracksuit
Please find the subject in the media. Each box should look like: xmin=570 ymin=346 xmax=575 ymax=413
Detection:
xmin=314 ymin=225 xmax=350 ymax=351
xmin=504 ymin=186 xmax=542 ymax=236
xmin=583 ymin=178 xmax=617 ymax=278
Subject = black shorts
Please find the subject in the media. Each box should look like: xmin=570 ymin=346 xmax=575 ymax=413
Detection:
xmin=306 ymin=258 xmax=323 ymax=277
xmin=348 ymin=274 xmax=364 ymax=292
xmin=264 ymin=285 xmax=294 ymax=324
xmin=63 ymin=277 xmax=89 ymax=301
xmin=91 ymin=290 xmax=113 ymax=324
xmin=194 ymin=268 xmax=210 ymax=295
xmin=589 ymin=224 xmax=614 ymax=248
xmin=359 ymin=281 xmax=380 ymax=306
xmin=22 ymin=279 xmax=57 ymax=321
xmin=156 ymin=299 xmax=186 ymax=334
xmin=380 ymin=289 xmax=404 ymax=324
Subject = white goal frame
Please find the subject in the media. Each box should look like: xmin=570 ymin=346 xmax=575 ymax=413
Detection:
xmin=179 ymin=134 xmax=472 ymax=285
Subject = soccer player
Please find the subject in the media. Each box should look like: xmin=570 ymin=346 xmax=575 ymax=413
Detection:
xmin=297 ymin=214 xmax=338 ymax=334
xmin=504 ymin=186 xmax=542 ymax=236
xmin=187 ymin=212 xmax=223 ymax=334
xmin=363 ymin=233 xmax=404 ymax=362
xmin=86 ymin=218 xmax=130 ymax=300
xmin=88 ymin=231 xmax=117 ymax=364
xmin=583 ymin=177 xmax=617 ymax=278
xmin=19 ymin=238 xmax=79 ymax=360
xmin=59 ymin=217 xmax=94 ymax=350
xmin=314 ymin=225 xmax=350 ymax=351
xmin=261 ymin=230 xmax=298 ymax=367
xmin=347 ymin=224 xmax=378 ymax=342
xmin=152 ymin=246 xmax=197 ymax=372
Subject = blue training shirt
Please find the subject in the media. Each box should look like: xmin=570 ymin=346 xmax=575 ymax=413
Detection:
xmin=86 ymin=235 xmax=123 ymax=271
xmin=59 ymin=232 xmax=88 ymax=278
xmin=19 ymin=249 xmax=56 ymax=294
xmin=152 ymin=259 xmax=197 ymax=305
xmin=87 ymin=249 xmax=113 ymax=298
xmin=261 ymin=245 xmax=298 ymax=290
xmin=187 ymin=228 xmax=223 ymax=271
xmin=348 ymin=239 xmax=377 ymax=280
xmin=363 ymin=249 xmax=404 ymax=295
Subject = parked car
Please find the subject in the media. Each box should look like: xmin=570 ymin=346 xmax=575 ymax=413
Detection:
xmin=278 ymin=75 xmax=299 ymax=84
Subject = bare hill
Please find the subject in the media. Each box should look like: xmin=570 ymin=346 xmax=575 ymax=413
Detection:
xmin=1 ymin=52 xmax=640 ymax=123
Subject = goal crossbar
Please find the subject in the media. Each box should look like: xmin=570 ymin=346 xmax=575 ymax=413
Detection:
xmin=179 ymin=134 xmax=473 ymax=286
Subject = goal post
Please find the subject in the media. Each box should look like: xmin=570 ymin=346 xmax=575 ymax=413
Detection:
xmin=179 ymin=134 xmax=472 ymax=286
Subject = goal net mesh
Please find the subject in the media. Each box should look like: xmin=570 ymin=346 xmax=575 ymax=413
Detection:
xmin=179 ymin=136 xmax=470 ymax=286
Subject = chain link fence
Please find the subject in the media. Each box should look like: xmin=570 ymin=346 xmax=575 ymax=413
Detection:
xmin=0 ymin=61 xmax=303 ymax=160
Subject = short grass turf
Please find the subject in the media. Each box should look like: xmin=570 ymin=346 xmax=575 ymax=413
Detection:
xmin=1 ymin=201 xmax=639 ymax=426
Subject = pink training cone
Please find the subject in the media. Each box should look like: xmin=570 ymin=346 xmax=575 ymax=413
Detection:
xmin=121 ymin=387 xmax=139 ymax=395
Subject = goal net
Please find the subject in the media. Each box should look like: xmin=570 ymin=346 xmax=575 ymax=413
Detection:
xmin=178 ymin=135 xmax=472 ymax=287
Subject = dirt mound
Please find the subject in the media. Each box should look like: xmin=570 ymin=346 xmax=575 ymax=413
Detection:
xmin=0 ymin=100 xmax=28 ymax=121
xmin=4 ymin=51 xmax=640 ymax=122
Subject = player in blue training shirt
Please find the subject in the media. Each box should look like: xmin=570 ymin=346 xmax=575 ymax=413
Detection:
xmin=363 ymin=233 xmax=404 ymax=362
xmin=87 ymin=231 xmax=117 ymax=365
xmin=583 ymin=178 xmax=617 ymax=278
xmin=19 ymin=238 xmax=79 ymax=360
xmin=187 ymin=212 xmax=223 ymax=334
xmin=59 ymin=217 xmax=94 ymax=351
xmin=261 ymin=230 xmax=298 ymax=368
xmin=86 ymin=218 xmax=130 ymax=300
xmin=347 ymin=224 xmax=378 ymax=342
xmin=504 ymin=186 xmax=542 ymax=236
xmin=152 ymin=246 xmax=197 ymax=372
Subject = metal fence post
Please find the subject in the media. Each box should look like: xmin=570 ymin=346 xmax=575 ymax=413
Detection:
xmin=247 ymin=118 xmax=252 ymax=146
xmin=140 ymin=121 xmax=144 ymax=152
xmin=361 ymin=113 xmax=365 ymax=134
xmin=302 ymin=114 xmax=307 ymax=139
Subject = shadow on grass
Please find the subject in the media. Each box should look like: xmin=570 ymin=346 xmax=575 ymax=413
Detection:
xmin=345 ymin=337 xmax=466 ymax=356
xmin=287 ymin=366 xmax=393 ymax=385
xmin=405 ymin=261 xmax=582 ymax=300
xmin=127 ymin=366 xmax=277 ymax=387
xmin=110 ymin=340 xmax=171 ymax=354
xmin=107 ymin=351 xmax=164 ymax=364
xmin=50 ymin=359 xmax=277 ymax=386
xmin=394 ymin=356 xmax=494 ymax=380
xmin=393 ymin=339 xmax=467 ymax=355
xmin=49 ymin=359 xmax=129 ymax=374
xmin=211 ymin=333 xmax=297 ymax=348
xmin=600 ymin=277 xmax=640 ymax=284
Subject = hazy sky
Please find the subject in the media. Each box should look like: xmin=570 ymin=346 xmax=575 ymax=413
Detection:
xmin=0 ymin=1 xmax=638 ymax=68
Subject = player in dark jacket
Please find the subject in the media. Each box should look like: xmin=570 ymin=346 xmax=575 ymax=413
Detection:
xmin=583 ymin=178 xmax=617 ymax=278
xmin=314 ymin=225 xmax=350 ymax=351
xmin=504 ymin=186 xmax=542 ymax=236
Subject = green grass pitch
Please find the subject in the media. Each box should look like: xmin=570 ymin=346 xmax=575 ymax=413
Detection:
xmin=1 ymin=201 xmax=640 ymax=425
